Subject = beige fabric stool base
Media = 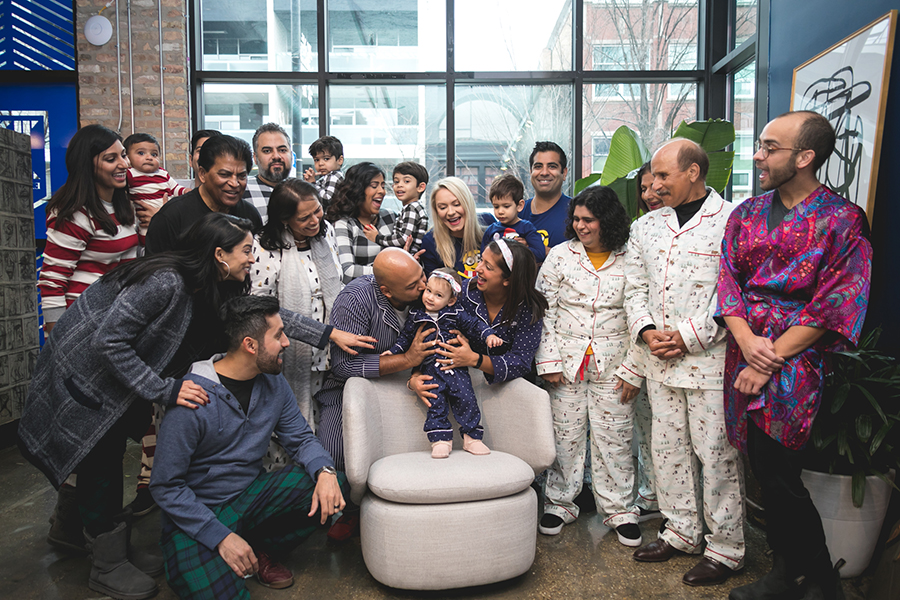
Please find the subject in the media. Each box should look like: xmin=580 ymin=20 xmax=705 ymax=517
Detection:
xmin=360 ymin=488 xmax=537 ymax=590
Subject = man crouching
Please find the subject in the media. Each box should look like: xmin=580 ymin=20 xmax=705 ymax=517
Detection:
xmin=150 ymin=295 xmax=346 ymax=599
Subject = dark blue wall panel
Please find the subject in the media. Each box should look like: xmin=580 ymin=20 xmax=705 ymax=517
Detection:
xmin=769 ymin=1 xmax=899 ymax=348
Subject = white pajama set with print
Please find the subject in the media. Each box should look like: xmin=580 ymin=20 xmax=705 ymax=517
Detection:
xmin=623 ymin=190 xmax=745 ymax=570
xmin=536 ymin=241 xmax=644 ymax=528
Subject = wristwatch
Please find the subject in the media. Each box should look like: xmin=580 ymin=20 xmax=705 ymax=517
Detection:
xmin=315 ymin=465 xmax=337 ymax=481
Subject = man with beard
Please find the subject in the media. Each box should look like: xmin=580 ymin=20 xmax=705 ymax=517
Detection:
xmin=625 ymin=138 xmax=744 ymax=586
xmin=243 ymin=123 xmax=293 ymax=222
xmin=719 ymin=111 xmax=871 ymax=600
xmin=151 ymin=295 xmax=347 ymax=598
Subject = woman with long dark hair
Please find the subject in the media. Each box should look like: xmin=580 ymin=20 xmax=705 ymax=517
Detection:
xmin=252 ymin=179 xmax=343 ymax=464
xmin=38 ymin=124 xmax=138 ymax=334
xmin=19 ymin=212 xmax=374 ymax=599
xmin=325 ymin=162 xmax=397 ymax=283
xmin=533 ymin=186 xmax=645 ymax=547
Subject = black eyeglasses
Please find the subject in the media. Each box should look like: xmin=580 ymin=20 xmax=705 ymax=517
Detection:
xmin=754 ymin=141 xmax=805 ymax=158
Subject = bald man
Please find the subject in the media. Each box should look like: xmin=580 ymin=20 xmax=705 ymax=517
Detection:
xmin=315 ymin=248 xmax=433 ymax=473
xmin=623 ymin=139 xmax=744 ymax=586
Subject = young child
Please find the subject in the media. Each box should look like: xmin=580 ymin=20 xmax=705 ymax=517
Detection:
xmin=363 ymin=161 xmax=429 ymax=253
xmin=481 ymin=173 xmax=545 ymax=264
xmin=303 ymin=135 xmax=344 ymax=208
xmin=124 ymin=133 xmax=187 ymax=241
xmin=386 ymin=268 xmax=503 ymax=458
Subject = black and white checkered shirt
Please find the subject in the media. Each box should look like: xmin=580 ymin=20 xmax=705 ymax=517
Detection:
xmin=242 ymin=175 xmax=274 ymax=223
xmin=314 ymin=170 xmax=344 ymax=210
xmin=375 ymin=200 xmax=428 ymax=253
xmin=333 ymin=210 xmax=398 ymax=284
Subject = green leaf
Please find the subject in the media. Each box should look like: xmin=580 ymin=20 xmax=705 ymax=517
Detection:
xmin=856 ymin=414 xmax=872 ymax=442
xmin=600 ymin=126 xmax=650 ymax=186
xmin=855 ymin=383 xmax=888 ymax=424
xmin=608 ymin=177 xmax=639 ymax=221
xmin=831 ymin=383 xmax=850 ymax=414
xmin=706 ymin=151 xmax=734 ymax=194
xmin=673 ymin=119 xmax=736 ymax=152
xmin=870 ymin=422 xmax=891 ymax=455
xmin=851 ymin=471 xmax=866 ymax=508
xmin=574 ymin=173 xmax=601 ymax=196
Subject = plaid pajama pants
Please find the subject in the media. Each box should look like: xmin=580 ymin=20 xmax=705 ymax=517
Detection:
xmin=161 ymin=465 xmax=348 ymax=600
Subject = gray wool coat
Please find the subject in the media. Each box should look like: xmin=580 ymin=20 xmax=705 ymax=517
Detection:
xmin=18 ymin=268 xmax=331 ymax=489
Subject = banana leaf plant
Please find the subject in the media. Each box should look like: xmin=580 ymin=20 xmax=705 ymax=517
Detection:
xmin=574 ymin=119 xmax=735 ymax=220
xmin=806 ymin=328 xmax=900 ymax=507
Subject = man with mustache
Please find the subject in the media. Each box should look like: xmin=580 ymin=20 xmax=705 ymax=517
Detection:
xmin=243 ymin=123 xmax=293 ymax=223
xmin=151 ymin=295 xmax=347 ymax=597
xmin=624 ymin=138 xmax=744 ymax=587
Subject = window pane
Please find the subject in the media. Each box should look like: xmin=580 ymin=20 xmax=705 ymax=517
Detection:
xmin=584 ymin=0 xmax=699 ymax=71
xmin=582 ymin=82 xmax=697 ymax=177
xmin=328 ymin=0 xmax=446 ymax=72
xmin=201 ymin=83 xmax=319 ymax=175
xmin=730 ymin=61 xmax=756 ymax=202
xmin=454 ymin=84 xmax=573 ymax=208
xmin=734 ymin=0 xmax=758 ymax=49
xmin=455 ymin=0 xmax=571 ymax=71
xmin=328 ymin=85 xmax=447 ymax=213
xmin=200 ymin=0 xmax=317 ymax=72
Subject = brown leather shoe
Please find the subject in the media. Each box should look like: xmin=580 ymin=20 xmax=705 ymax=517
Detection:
xmin=683 ymin=557 xmax=737 ymax=587
xmin=632 ymin=538 xmax=679 ymax=562
xmin=256 ymin=552 xmax=294 ymax=589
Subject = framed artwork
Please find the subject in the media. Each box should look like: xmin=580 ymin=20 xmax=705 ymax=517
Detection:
xmin=791 ymin=10 xmax=897 ymax=223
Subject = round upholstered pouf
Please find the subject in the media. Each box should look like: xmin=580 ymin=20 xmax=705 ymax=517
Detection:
xmin=359 ymin=487 xmax=537 ymax=590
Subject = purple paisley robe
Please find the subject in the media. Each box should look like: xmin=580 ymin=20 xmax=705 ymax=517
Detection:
xmin=716 ymin=186 xmax=872 ymax=452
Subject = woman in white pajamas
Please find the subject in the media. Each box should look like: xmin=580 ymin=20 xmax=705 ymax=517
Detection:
xmin=535 ymin=186 xmax=645 ymax=547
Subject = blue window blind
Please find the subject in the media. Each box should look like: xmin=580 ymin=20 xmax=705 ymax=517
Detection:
xmin=0 ymin=0 xmax=75 ymax=70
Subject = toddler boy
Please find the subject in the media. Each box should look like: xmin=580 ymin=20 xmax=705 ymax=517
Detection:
xmin=124 ymin=133 xmax=187 ymax=241
xmin=363 ymin=161 xmax=429 ymax=253
xmin=481 ymin=173 xmax=545 ymax=264
xmin=303 ymin=135 xmax=344 ymax=208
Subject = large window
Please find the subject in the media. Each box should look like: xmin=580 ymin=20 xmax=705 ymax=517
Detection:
xmin=193 ymin=0 xmax=749 ymax=191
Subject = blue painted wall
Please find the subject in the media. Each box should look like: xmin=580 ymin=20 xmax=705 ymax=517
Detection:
xmin=0 ymin=83 xmax=78 ymax=240
xmin=769 ymin=1 xmax=900 ymax=348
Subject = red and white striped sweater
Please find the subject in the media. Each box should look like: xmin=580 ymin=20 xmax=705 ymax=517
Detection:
xmin=127 ymin=167 xmax=188 ymax=239
xmin=38 ymin=203 xmax=139 ymax=324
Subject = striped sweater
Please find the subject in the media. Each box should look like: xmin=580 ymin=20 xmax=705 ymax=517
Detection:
xmin=38 ymin=203 xmax=139 ymax=324
xmin=127 ymin=167 xmax=188 ymax=239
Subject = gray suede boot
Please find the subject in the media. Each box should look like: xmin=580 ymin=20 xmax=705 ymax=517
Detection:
xmin=47 ymin=485 xmax=87 ymax=554
xmin=116 ymin=507 xmax=165 ymax=577
xmin=85 ymin=522 xmax=159 ymax=600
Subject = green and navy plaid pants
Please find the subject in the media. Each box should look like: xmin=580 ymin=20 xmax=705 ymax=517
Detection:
xmin=160 ymin=465 xmax=348 ymax=600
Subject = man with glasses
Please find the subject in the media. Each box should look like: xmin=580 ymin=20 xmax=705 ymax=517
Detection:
xmin=719 ymin=111 xmax=872 ymax=600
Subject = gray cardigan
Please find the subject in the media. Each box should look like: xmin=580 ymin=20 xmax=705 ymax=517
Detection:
xmin=18 ymin=269 xmax=331 ymax=489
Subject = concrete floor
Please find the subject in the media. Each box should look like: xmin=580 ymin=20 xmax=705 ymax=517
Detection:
xmin=0 ymin=442 xmax=868 ymax=600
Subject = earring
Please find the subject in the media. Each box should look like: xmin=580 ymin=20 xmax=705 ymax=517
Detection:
xmin=218 ymin=259 xmax=231 ymax=278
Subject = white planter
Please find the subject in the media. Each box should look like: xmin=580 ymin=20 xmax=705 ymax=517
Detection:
xmin=801 ymin=469 xmax=895 ymax=578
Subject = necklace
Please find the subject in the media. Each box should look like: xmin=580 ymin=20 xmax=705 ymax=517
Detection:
xmin=294 ymin=236 xmax=310 ymax=249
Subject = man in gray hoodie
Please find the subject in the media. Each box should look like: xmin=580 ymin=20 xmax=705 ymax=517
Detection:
xmin=151 ymin=295 xmax=345 ymax=599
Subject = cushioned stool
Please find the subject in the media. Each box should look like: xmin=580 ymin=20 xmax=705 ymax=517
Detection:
xmin=343 ymin=371 xmax=555 ymax=590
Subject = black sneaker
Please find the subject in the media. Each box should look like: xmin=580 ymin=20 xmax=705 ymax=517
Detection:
xmin=615 ymin=523 xmax=643 ymax=547
xmin=538 ymin=513 xmax=565 ymax=535
xmin=128 ymin=487 xmax=157 ymax=518
xmin=638 ymin=507 xmax=662 ymax=522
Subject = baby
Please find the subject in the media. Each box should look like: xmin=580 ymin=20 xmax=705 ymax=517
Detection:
xmin=124 ymin=133 xmax=187 ymax=240
xmin=480 ymin=173 xmax=545 ymax=264
xmin=387 ymin=268 xmax=503 ymax=458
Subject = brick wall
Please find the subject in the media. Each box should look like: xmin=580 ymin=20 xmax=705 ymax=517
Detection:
xmin=76 ymin=0 xmax=191 ymax=179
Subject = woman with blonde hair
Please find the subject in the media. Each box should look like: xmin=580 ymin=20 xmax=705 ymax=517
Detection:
xmin=419 ymin=176 xmax=492 ymax=277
